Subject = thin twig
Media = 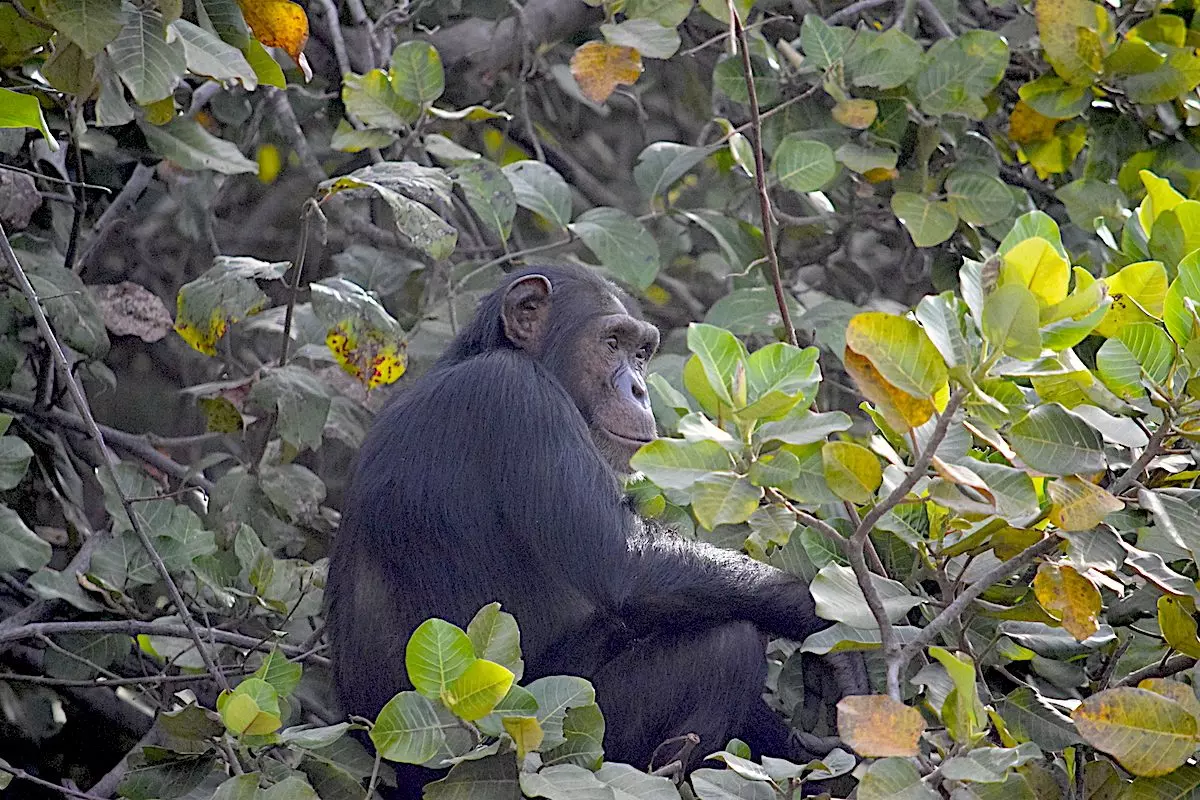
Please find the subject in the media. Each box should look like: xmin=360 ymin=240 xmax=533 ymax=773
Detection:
xmin=74 ymin=162 xmax=155 ymax=272
xmin=918 ymin=0 xmax=955 ymax=36
xmin=1109 ymin=414 xmax=1172 ymax=496
xmin=826 ymin=0 xmax=894 ymax=24
xmin=0 ymin=763 xmax=107 ymax=800
xmin=317 ymin=0 xmax=352 ymax=76
xmin=453 ymin=234 xmax=574 ymax=292
xmin=0 ymin=163 xmax=111 ymax=192
xmin=731 ymin=9 xmax=797 ymax=347
xmin=279 ymin=199 xmax=319 ymax=365
xmin=1115 ymin=654 xmax=1197 ymax=687
xmin=0 ymin=224 xmax=230 ymax=692
xmin=0 ymin=669 xmax=253 ymax=687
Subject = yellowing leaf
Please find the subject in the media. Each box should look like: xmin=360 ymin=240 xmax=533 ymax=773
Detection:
xmin=1138 ymin=170 xmax=1186 ymax=236
xmin=832 ymin=98 xmax=878 ymax=129
xmin=837 ymin=695 xmax=926 ymax=757
xmin=237 ymin=0 xmax=308 ymax=68
xmin=822 ymin=440 xmax=882 ymax=504
xmin=1010 ymin=99 xmax=1057 ymax=145
xmin=1033 ymin=562 xmax=1102 ymax=641
xmin=1001 ymin=237 xmax=1070 ymax=306
xmin=444 ymin=659 xmax=514 ymax=721
xmin=1047 ymin=476 xmax=1123 ymax=531
xmin=1019 ymin=122 xmax=1086 ymax=179
xmin=844 ymin=349 xmax=935 ymax=430
xmin=1073 ymin=687 xmax=1198 ymax=777
xmin=503 ymin=716 xmax=544 ymax=759
xmin=570 ymin=41 xmax=643 ymax=103
xmin=1035 ymin=0 xmax=1114 ymax=85
xmin=1096 ymin=260 xmax=1168 ymax=337
xmin=327 ymin=327 xmax=406 ymax=388
xmin=1157 ymin=596 xmax=1200 ymax=659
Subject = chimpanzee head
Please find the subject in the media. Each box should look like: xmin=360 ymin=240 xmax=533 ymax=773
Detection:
xmin=443 ymin=265 xmax=660 ymax=472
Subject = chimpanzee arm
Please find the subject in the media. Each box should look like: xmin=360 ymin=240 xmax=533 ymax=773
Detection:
xmin=618 ymin=524 xmax=827 ymax=642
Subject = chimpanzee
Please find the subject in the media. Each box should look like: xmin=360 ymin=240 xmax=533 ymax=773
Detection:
xmin=327 ymin=264 xmax=866 ymax=794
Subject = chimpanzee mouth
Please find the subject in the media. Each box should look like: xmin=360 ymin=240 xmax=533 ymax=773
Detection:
xmin=602 ymin=429 xmax=654 ymax=447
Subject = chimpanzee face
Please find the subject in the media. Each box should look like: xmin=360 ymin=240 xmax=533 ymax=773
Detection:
xmin=569 ymin=308 xmax=660 ymax=471
xmin=500 ymin=273 xmax=660 ymax=472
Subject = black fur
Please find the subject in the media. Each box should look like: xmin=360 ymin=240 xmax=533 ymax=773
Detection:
xmin=327 ymin=265 xmax=863 ymax=796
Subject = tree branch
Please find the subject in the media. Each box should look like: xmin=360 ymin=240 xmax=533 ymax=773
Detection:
xmin=1115 ymin=654 xmax=1196 ymax=687
xmin=1109 ymin=413 xmax=1172 ymax=497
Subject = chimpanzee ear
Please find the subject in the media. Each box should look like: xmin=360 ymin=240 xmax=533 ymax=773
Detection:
xmin=502 ymin=274 xmax=553 ymax=350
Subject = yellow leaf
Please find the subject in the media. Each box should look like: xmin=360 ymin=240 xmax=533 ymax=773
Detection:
xmin=257 ymin=143 xmax=282 ymax=183
xmin=832 ymin=98 xmax=877 ymax=129
xmin=502 ymin=716 xmax=544 ymax=760
xmin=1009 ymin=100 xmax=1057 ymax=145
xmin=326 ymin=324 xmax=407 ymax=389
xmin=837 ymin=695 xmax=926 ymax=757
xmin=863 ymin=166 xmax=898 ymax=183
xmin=844 ymin=349 xmax=935 ymax=430
xmin=1019 ymin=122 xmax=1086 ymax=179
xmin=1035 ymin=0 xmax=1114 ymax=85
xmin=570 ymin=41 xmax=643 ymax=103
xmin=237 ymin=0 xmax=308 ymax=68
xmin=174 ymin=308 xmax=229 ymax=356
xmin=822 ymin=440 xmax=882 ymax=505
xmin=1157 ymin=596 xmax=1200 ymax=659
xmin=1001 ymin=237 xmax=1070 ymax=306
xmin=144 ymin=96 xmax=176 ymax=126
xmin=1073 ymin=687 xmax=1198 ymax=777
xmin=1138 ymin=170 xmax=1186 ymax=236
xmin=1047 ymin=475 xmax=1124 ymax=531
xmin=1033 ymin=562 xmax=1102 ymax=641
xmin=1096 ymin=260 xmax=1167 ymax=336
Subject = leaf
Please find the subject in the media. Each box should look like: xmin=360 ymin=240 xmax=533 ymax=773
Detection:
xmin=625 ymin=0 xmax=693 ymax=26
xmin=691 ymin=472 xmax=762 ymax=529
xmin=999 ymin=686 xmax=1081 ymax=750
xmin=370 ymin=691 xmax=445 ymax=764
xmin=832 ymin=98 xmax=877 ymax=129
xmin=320 ymin=168 xmax=457 ymax=261
xmin=757 ymin=410 xmax=852 ymax=446
xmin=630 ymin=438 xmax=731 ymax=495
xmin=312 ymin=278 xmax=406 ymax=388
xmin=389 ymin=40 xmax=444 ymax=105
xmin=946 ymin=171 xmax=1015 ymax=226
xmin=811 ymin=563 xmax=922 ymax=628
xmin=0 ymin=505 xmax=51 ymax=575
xmin=445 ymin=659 xmax=515 ymax=721
xmin=171 ymin=19 xmax=256 ymax=88
xmin=1157 ymin=596 xmax=1200 ymax=659
xmin=1036 ymin=0 xmax=1113 ymax=85
xmin=236 ymin=0 xmax=307 ymax=66
xmin=800 ymin=14 xmax=848 ymax=71
xmin=600 ymin=18 xmax=681 ymax=59
xmin=108 ymin=7 xmax=185 ymax=104
xmin=633 ymin=141 xmax=712 ymax=200
xmin=173 ymin=256 xmax=286 ymax=355
xmin=41 ymin=0 xmax=124 ymax=56
xmin=342 ymin=69 xmax=419 ymax=128
xmin=503 ymin=161 xmax=573 ymax=228
xmin=891 ymin=192 xmax=958 ymax=247
xmin=1018 ymin=74 xmax=1091 ymax=118
xmin=691 ymin=769 xmax=775 ymax=800
xmin=857 ymin=757 xmax=939 ymax=800
xmin=1033 ymin=562 xmax=1102 ymax=641
xmin=822 ymin=441 xmax=882 ymax=504
xmin=1047 ymin=476 xmax=1123 ymax=531
xmin=852 ymin=28 xmax=922 ymax=89
xmin=570 ymin=41 xmax=642 ymax=103
xmin=1000 ymin=237 xmax=1069 ymax=307
xmin=0 ymin=436 xmax=32 ymax=492
xmin=1164 ymin=250 xmax=1200 ymax=346
xmin=845 ymin=311 xmax=948 ymax=399
xmin=1007 ymin=403 xmax=1105 ymax=476
xmin=1073 ymin=688 xmax=1198 ymax=777
xmin=569 ymin=207 xmax=660 ymax=289
xmin=503 ymin=716 xmax=543 ymax=760
xmin=247 ymin=365 xmax=332 ymax=452
xmin=837 ymin=695 xmax=925 ymax=757
xmin=453 ymin=160 xmax=516 ymax=243
xmin=0 ymin=87 xmax=55 ymax=145
xmin=527 ymin=675 xmax=596 ymax=750
xmin=140 ymin=118 xmax=257 ymax=175
xmin=405 ymin=618 xmax=475 ymax=699
xmin=195 ymin=0 xmax=248 ymax=47
xmin=772 ymin=135 xmax=837 ymax=194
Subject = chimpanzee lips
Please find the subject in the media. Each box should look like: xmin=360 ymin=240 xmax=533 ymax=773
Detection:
xmin=603 ymin=428 xmax=654 ymax=447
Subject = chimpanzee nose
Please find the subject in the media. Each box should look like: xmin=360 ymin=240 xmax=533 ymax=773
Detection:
xmin=616 ymin=369 xmax=650 ymax=409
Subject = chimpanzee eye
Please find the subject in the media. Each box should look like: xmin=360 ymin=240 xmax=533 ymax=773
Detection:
xmin=635 ymin=346 xmax=650 ymax=363
xmin=606 ymin=336 xmax=619 ymax=352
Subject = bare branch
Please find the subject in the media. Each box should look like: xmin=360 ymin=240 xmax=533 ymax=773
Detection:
xmin=1109 ymin=414 xmax=1173 ymax=497
xmin=1115 ymin=654 xmax=1196 ymax=687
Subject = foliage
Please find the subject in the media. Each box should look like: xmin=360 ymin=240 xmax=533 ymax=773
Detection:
xmin=6 ymin=0 xmax=1200 ymax=797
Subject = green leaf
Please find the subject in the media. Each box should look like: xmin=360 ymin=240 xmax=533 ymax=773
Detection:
xmin=600 ymin=18 xmax=681 ymax=59
xmin=1123 ymin=47 xmax=1200 ymax=104
xmin=624 ymin=0 xmax=693 ymax=26
xmin=891 ymin=192 xmax=958 ymax=247
xmin=1073 ymin=687 xmax=1198 ymax=777
xmin=526 ymin=675 xmax=596 ymax=750
xmin=835 ymin=143 xmax=897 ymax=174
xmin=982 ymin=284 xmax=1043 ymax=360
xmin=800 ymin=15 xmax=849 ymax=71
xmin=633 ymin=141 xmax=712 ymax=200
xmin=170 ymin=20 xmax=255 ymax=88
xmin=248 ymin=365 xmax=332 ymax=453
xmin=445 ymin=659 xmax=515 ymax=721
xmin=915 ymin=292 xmax=971 ymax=369
xmin=811 ymin=563 xmax=923 ymax=628
xmin=242 ymin=39 xmax=284 ymax=88
xmin=139 ymin=118 xmax=257 ymax=174
xmin=0 ymin=504 xmax=51 ymax=575
xmin=740 ymin=342 xmax=820 ymax=419
xmin=1164 ymin=251 xmax=1200 ymax=346
xmin=543 ymin=703 xmax=605 ymax=768
xmin=772 ymin=135 xmax=837 ymax=193
xmin=41 ymin=0 xmax=125 ymax=56
xmin=687 ymin=323 xmax=747 ymax=407
xmin=173 ymin=256 xmax=287 ymax=355
xmin=703 ymin=287 xmax=803 ymax=336
xmin=857 ymin=757 xmax=940 ymax=800
xmin=254 ymin=650 xmax=302 ymax=697
xmin=424 ymin=755 xmax=519 ymax=800
xmin=691 ymin=472 xmax=762 ymax=529
xmin=0 ymin=436 xmax=32 ymax=491
xmin=0 ymin=87 xmax=55 ymax=146
xmin=452 ymin=160 xmax=516 ymax=243
xmin=503 ymin=161 xmax=573 ymax=228
xmin=370 ymin=691 xmax=446 ymax=764
xmin=1139 ymin=489 xmax=1200 ymax=563
xmin=757 ymin=410 xmax=853 ymax=446
xmin=999 ymin=210 xmax=1066 ymax=258
xmin=569 ymin=207 xmax=660 ymax=289
xmin=1018 ymin=74 xmax=1091 ymax=118
xmin=999 ymin=686 xmax=1081 ymax=751
xmin=1007 ymin=403 xmax=1105 ymax=476
xmin=389 ymin=41 xmax=444 ymax=105
xmin=822 ymin=440 xmax=882 ymax=504
xmin=107 ymin=7 xmax=185 ymax=103
xmin=946 ymin=170 xmax=1015 ymax=226
xmin=194 ymin=0 xmax=248 ymax=46
xmin=320 ymin=168 xmax=457 ymax=261
xmin=851 ymin=28 xmax=922 ymax=89
xmin=629 ymin=438 xmax=731 ymax=494
xmin=844 ymin=311 xmax=948 ymax=398
xmin=405 ymin=618 xmax=476 ymax=699
xmin=467 ymin=603 xmax=524 ymax=682
xmin=342 ymin=69 xmax=419 ymax=129
xmin=1125 ymin=766 xmax=1200 ymax=799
